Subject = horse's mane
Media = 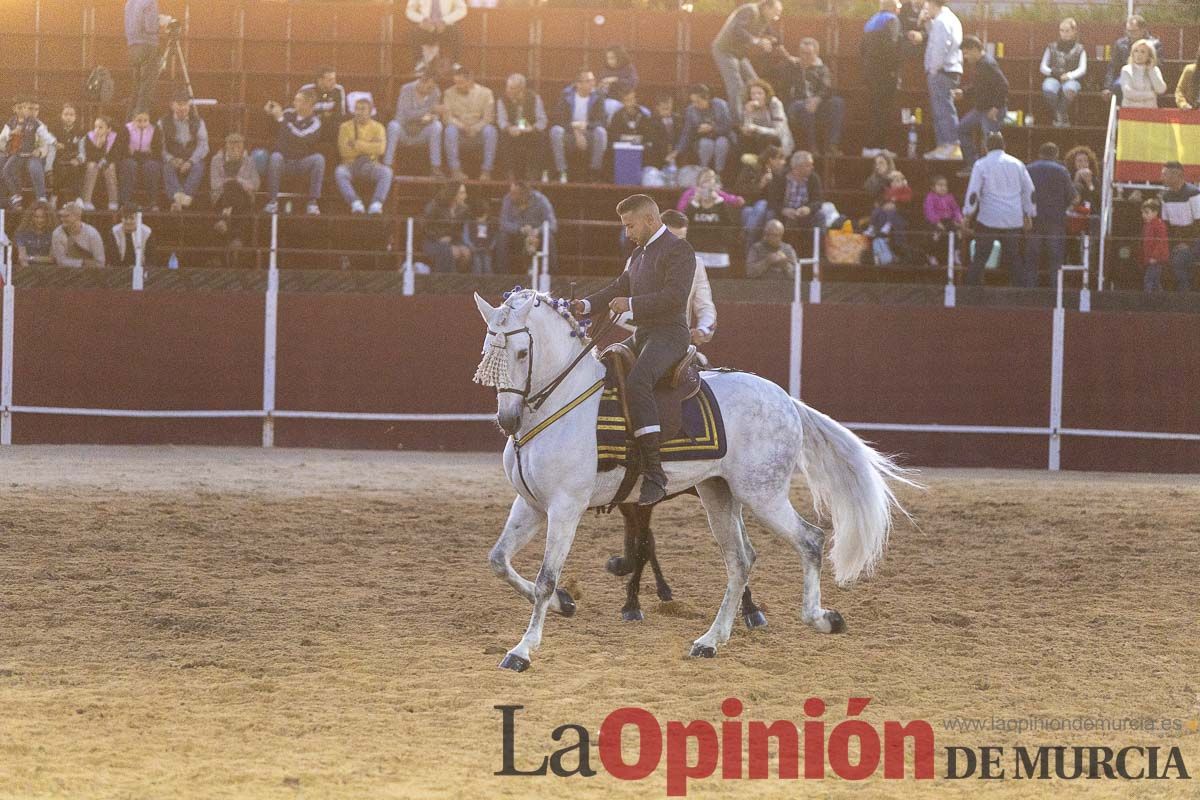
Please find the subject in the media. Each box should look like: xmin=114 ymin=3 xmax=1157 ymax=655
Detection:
xmin=500 ymin=289 xmax=593 ymax=344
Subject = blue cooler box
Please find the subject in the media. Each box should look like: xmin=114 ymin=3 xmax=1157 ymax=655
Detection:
xmin=613 ymin=142 xmax=644 ymax=185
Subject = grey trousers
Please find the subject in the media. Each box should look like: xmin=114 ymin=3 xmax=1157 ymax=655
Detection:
xmin=624 ymin=325 xmax=690 ymax=437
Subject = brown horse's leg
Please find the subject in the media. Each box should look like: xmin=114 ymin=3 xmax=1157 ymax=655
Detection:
xmin=741 ymin=585 xmax=768 ymax=629
xmin=640 ymin=504 xmax=674 ymax=601
xmin=606 ymin=505 xmax=639 ymax=577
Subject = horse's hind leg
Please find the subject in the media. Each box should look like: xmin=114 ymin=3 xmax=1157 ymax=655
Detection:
xmin=641 ymin=505 xmax=674 ymax=601
xmin=734 ymin=513 xmax=767 ymax=628
xmin=488 ymin=495 xmax=574 ymax=617
xmin=606 ymin=504 xmax=639 ymax=577
xmin=690 ymin=478 xmax=754 ymax=658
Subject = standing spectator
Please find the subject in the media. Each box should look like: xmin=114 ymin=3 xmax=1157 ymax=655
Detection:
xmin=385 ymin=72 xmax=444 ymax=176
xmin=962 ymin=132 xmax=1035 ymax=287
xmin=778 ymin=38 xmax=845 ymax=157
xmin=1159 ymin=161 xmax=1199 ymax=293
xmin=406 ymin=0 xmax=466 ymax=72
xmin=495 ymin=181 xmax=557 ymax=275
xmin=738 ymin=79 xmax=792 ymax=159
xmin=1040 ymin=18 xmax=1087 ymax=128
xmin=923 ymin=174 xmax=962 ymax=266
xmin=733 ymin=144 xmax=785 ymax=247
xmin=336 ymin=97 xmax=391 ymax=214
xmin=120 ymin=109 xmax=162 ymax=209
xmin=1119 ymin=40 xmax=1166 ymax=109
xmin=657 ymin=209 xmax=717 ymax=344
xmin=599 ymin=45 xmax=639 ymax=97
xmin=1103 ymin=15 xmax=1161 ymax=104
xmin=14 ymin=200 xmax=56 ymax=266
xmin=50 ymin=102 xmax=86 ymax=205
xmin=300 ymin=67 xmax=348 ymax=146
xmin=669 ymin=84 xmax=734 ymax=173
xmin=1025 ymin=142 xmax=1076 ymax=287
xmin=262 ymin=90 xmax=324 ymax=215
xmin=711 ymin=0 xmax=782 ymax=124
xmin=0 ymin=97 xmax=56 ymax=210
xmin=746 ymin=218 xmax=799 ymax=278
xmin=443 ymin=66 xmax=497 ymax=182
xmin=768 ymin=150 xmax=823 ymax=252
xmin=81 ymin=115 xmax=122 ymax=211
xmin=51 ymin=202 xmax=105 ymax=268
xmin=125 ymin=0 xmax=161 ymax=115
xmin=159 ymin=92 xmax=208 ymax=211
xmin=107 ymin=204 xmax=154 ymax=267
xmin=861 ymin=0 xmax=903 ymax=158
xmin=645 ymin=94 xmax=682 ymax=169
xmin=421 ymin=181 xmax=472 ymax=273
xmin=209 ymin=132 xmax=259 ymax=246
xmin=682 ymin=169 xmax=737 ymax=272
xmin=921 ymin=0 xmax=963 ymax=161
xmin=955 ymin=36 xmax=1007 ymax=174
xmin=864 ymin=152 xmax=897 ymax=199
xmin=549 ymin=70 xmax=608 ymax=183
xmin=496 ymin=73 xmax=548 ymax=182
xmin=1175 ymin=45 xmax=1200 ymax=111
xmin=1140 ymin=198 xmax=1169 ymax=293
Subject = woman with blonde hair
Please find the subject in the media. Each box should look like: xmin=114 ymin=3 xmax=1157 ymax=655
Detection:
xmin=1119 ymin=39 xmax=1166 ymax=109
xmin=739 ymin=78 xmax=793 ymax=158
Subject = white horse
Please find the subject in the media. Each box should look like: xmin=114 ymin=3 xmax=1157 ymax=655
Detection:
xmin=474 ymin=289 xmax=915 ymax=672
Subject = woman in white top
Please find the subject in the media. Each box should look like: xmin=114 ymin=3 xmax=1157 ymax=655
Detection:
xmin=1119 ymin=38 xmax=1166 ymax=109
xmin=739 ymin=79 xmax=794 ymax=159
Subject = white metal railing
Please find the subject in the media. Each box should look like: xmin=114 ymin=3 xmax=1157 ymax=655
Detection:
xmin=1057 ymin=235 xmax=1092 ymax=314
xmin=944 ymin=231 xmax=957 ymax=308
xmin=788 ymin=225 xmax=822 ymax=398
xmin=1 ymin=208 xmax=13 ymax=445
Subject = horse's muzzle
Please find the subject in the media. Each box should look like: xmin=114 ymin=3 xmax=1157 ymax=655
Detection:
xmin=497 ymin=412 xmax=520 ymax=436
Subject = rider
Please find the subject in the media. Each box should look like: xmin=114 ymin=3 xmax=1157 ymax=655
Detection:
xmin=571 ymin=194 xmax=697 ymax=505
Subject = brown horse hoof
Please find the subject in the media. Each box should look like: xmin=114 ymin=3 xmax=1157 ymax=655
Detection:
xmin=743 ymin=610 xmax=768 ymax=629
xmin=605 ymin=555 xmax=632 ymax=576
xmin=621 ymin=608 xmax=644 ymax=622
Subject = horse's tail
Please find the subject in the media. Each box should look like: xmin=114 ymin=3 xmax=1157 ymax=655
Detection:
xmin=792 ymin=398 xmax=920 ymax=587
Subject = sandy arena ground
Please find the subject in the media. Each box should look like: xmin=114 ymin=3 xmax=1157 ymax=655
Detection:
xmin=0 ymin=446 xmax=1198 ymax=799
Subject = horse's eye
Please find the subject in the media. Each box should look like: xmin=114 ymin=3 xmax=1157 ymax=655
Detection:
xmin=516 ymin=349 xmax=528 ymax=360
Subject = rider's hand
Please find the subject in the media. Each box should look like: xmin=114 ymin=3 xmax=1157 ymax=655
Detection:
xmin=569 ymin=299 xmax=587 ymax=316
xmin=609 ymin=297 xmax=631 ymax=314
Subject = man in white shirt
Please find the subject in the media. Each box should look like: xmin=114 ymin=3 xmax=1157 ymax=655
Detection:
xmin=963 ymin=132 xmax=1035 ymax=286
xmin=922 ymin=0 xmax=963 ymax=160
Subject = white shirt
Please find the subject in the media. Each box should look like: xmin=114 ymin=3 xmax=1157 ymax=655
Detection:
xmin=963 ymin=149 xmax=1036 ymax=229
xmin=572 ymin=92 xmax=590 ymax=124
xmin=924 ymin=6 xmax=963 ymax=76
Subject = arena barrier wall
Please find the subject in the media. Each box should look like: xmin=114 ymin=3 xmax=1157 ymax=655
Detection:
xmin=1 ymin=281 xmax=1198 ymax=473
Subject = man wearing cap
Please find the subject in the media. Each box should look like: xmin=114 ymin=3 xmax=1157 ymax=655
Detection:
xmin=1160 ymin=160 xmax=1199 ymax=292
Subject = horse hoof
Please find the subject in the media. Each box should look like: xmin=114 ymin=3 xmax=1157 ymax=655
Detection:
xmin=498 ymin=653 xmax=530 ymax=672
xmin=606 ymin=555 xmax=631 ymax=576
xmin=555 ymin=588 xmax=577 ymax=618
xmin=656 ymin=585 xmax=674 ymax=602
xmin=743 ymin=610 xmax=769 ymax=629
xmin=826 ymin=610 xmax=847 ymax=634
xmin=689 ymin=643 xmax=717 ymax=658
xmin=621 ymin=608 xmax=644 ymax=622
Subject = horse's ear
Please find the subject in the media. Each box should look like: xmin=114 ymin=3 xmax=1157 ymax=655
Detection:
xmin=473 ymin=292 xmax=496 ymax=323
xmin=512 ymin=294 xmax=535 ymax=324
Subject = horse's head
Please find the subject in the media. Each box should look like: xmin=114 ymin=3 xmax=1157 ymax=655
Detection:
xmin=473 ymin=289 xmax=588 ymax=436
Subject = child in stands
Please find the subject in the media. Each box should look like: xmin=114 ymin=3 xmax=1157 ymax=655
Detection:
xmin=51 ymin=102 xmax=86 ymax=204
xmin=923 ymin=174 xmax=963 ymax=266
xmin=1140 ymin=197 xmax=1169 ymax=292
xmin=81 ymin=115 xmax=122 ymax=211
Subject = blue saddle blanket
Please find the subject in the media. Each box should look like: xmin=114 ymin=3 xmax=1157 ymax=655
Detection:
xmin=596 ymin=376 xmax=727 ymax=471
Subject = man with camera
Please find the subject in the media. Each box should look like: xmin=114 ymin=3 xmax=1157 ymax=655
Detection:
xmin=125 ymin=0 xmax=169 ymax=115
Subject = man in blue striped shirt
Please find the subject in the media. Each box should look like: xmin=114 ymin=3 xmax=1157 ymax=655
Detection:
xmin=263 ymin=90 xmax=324 ymax=215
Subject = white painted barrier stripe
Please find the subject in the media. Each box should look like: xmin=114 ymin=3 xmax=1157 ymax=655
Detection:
xmin=9 ymin=407 xmax=265 ymax=418
xmin=1059 ymin=428 xmax=1200 ymax=443
xmin=844 ymin=423 xmax=1052 ymax=436
xmin=271 ymin=411 xmax=495 ymax=422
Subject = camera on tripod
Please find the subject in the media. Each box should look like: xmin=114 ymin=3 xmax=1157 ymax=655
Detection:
xmin=163 ymin=16 xmax=182 ymax=36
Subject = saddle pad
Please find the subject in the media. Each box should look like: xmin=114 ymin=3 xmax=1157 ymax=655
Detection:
xmin=596 ymin=376 xmax=727 ymax=471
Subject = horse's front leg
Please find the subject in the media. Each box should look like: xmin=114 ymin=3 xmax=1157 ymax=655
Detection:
xmin=499 ymin=505 xmax=584 ymax=672
xmin=489 ymin=495 xmax=577 ymax=617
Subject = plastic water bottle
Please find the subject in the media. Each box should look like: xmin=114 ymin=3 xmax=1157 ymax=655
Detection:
xmin=664 ymin=163 xmax=678 ymax=187
xmin=168 ymin=252 xmax=179 ymax=270
xmin=907 ymin=126 xmax=918 ymax=160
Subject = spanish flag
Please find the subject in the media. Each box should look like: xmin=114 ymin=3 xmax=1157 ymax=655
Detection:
xmin=1115 ymin=108 xmax=1200 ymax=183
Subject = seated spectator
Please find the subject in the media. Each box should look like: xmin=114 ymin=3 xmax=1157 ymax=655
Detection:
xmin=263 ymin=90 xmax=324 ymax=215
xmin=738 ymin=79 xmax=792 ymax=159
xmin=768 ymin=150 xmax=822 ymax=251
xmin=1103 ymin=15 xmax=1161 ymax=103
xmin=860 ymin=0 xmax=903 ymax=158
xmin=385 ymin=72 xmax=444 ymax=177
xmin=443 ymin=66 xmax=497 ymax=181
xmin=465 ymin=198 xmax=494 ymax=274
xmin=300 ymin=66 xmax=348 ymax=146
xmin=1119 ymin=39 xmax=1166 ymax=109
xmin=120 ymin=109 xmax=162 ymax=209
xmin=407 ymin=0 xmax=466 ymax=72
xmin=863 ymin=152 xmax=897 ymax=199
xmin=1175 ymin=45 xmax=1200 ymax=111
xmin=956 ymin=36 xmax=1007 ymax=174
xmin=1 ymin=97 xmax=56 ymax=210
xmin=1025 ymin=142 xmax=1076 ymax=287
xmin=669 ymin=84 xmax=734 ymax=173
xmin=496 ymin=73 xmax=548 ymax=182
xmin=550 ymin=69 xmax=608 ymax=183
xmin=923 ymin=174 xmax=962 ymax=266
xmin=51 ymin=202 xmax=105 ymax=268
xmin=683 ymin=169 xmax=737 ymax=272
xmin=599 ymin=45 xmax=638 ymax=97
xmin=1159 ymin=160 xmax=1198 ymax=292
xmin=884 ymin=169 xmax=912 ymax=205
xmin=675 ymin=168 xmax=742 ymax=211
xmin=421 ymin=181 xmax=472 ymax=272
xmin=1064 ymin=145 xmax=1099 ymax=205
xmin=14 ymin=200 xmax=55 ymax=266
xmin=778 ymin=37 xmax=845 ymax=157
xmin=209 ymin=132 xmax=259 ymax=246
xmin=107 ymin=203 xmax=154 ymax=267
xmin=1040 ymin=18 xmax=1087 ymax=128
xmin=607 ymin=85 xmax=652 ymax=153
xmin=81 ymin=115 xmax=122 ymax=212
xmin=496 ymin=181 xmax=557 ymax=274
xmin=1140 ymin=197 xmax=1169 ymax=293
xmin=159 ymin=92 xmax=209 ymax=211
xmin=733 ymin=144 xmax=786 ymax=247
xmin=336 ymin=97 xmax=392 ymax=214
xmin=645 ymin=94 xmax=682 ymax=169
xmin=865 ymin=194 xmax=906 ymax=266
xmin=49 ymin=102 xmax=86 ymax=205
xmin=746 ymin=218 xmax=798 ymax=278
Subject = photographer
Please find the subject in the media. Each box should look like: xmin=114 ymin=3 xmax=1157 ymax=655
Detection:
xmin=125 ymin=0 xmax=167 ymax=114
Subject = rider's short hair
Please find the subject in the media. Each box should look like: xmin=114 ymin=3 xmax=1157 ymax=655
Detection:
xmin=616 ymin=194 xmax=659 ymax=217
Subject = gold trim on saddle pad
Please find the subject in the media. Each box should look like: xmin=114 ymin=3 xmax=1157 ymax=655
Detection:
xmin=596 ymin=382 xmax=725 ymax=464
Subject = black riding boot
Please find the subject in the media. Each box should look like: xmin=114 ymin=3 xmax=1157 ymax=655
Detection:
xmin=637 ymin=432 xmax=667 ymax=506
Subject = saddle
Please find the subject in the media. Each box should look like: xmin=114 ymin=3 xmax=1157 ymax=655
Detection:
xmin=600 ymin=342 xmax=702 ymax=443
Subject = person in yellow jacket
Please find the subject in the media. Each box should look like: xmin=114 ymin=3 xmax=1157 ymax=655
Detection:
xmin=336 ymin=97 xmax=393 ymax=214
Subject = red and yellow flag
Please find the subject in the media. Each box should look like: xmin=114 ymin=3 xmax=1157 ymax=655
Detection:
xmin=1115 ymin=108 xmax=1200 ymax=182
